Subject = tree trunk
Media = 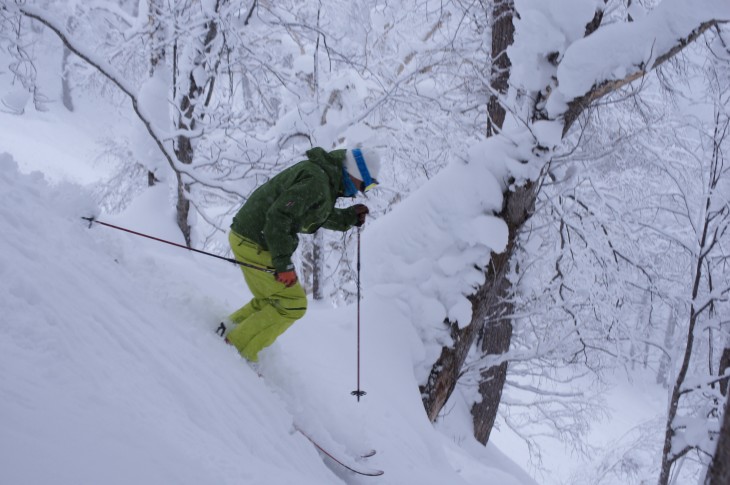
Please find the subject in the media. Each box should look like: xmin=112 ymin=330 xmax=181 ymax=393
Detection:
xmin=174 ymin=65 xmax=197 ymax=247
xmin=469 ymin=0 xmax=519 ymax=444
xmin=658 ymin=206 xmax=712 ymax=485
xmin=705 ymin=393 xmax=730 ymax=485
xmin=174 ymin=136 xmax=193 ymax=247
xmin=486 ymin=0 xmax=513 ymax=138
xmin=471 ymin=182 xmax=536 ymax=444
xmin=61 ymin=45 xmax=74 ymax=111
xmin=311 ymin=230 xmax=325 ymax=300
xmin=656 ymin=311 xmax=677 ymax=387
xmin=719 ymin=346 xmax=730 ymax=396
xmin=147 ymin=0 xmax=165 ymax=188
xmin=173 ymin=4 xmax=222 ymax=247
xmin=420 ymin=0 xmax=516 ymax=423
xmin=420 ymin=316 xmax=482 ymax=422
xmin=60 ymin=15 xmax=77 ymax=112
xmin=420 ymin=181 xmax=536 ymax=423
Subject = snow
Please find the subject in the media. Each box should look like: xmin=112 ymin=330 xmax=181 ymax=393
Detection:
xmin=508 ymin=0 xmax=730 ymax=118
xmin=1 ymin=86 xmax=31 ymax=114
xmin=137 ymin=67 xmax=172 ymax=136
xmin=135 ymin=65 xmax=174 ymax=174
xmin=531 ymin=120 xmax=564 ymax=148
xmin=0 ymin=106 xmax=534 ymax=484
xmin=360 ymin=144 xmax=513 ymax=377
xmin=0 ymin=154 xmax=335 ymax=485
xmin=0 ymin=108 xmax=107 ymax=184
xmin=509 ymin=0 xmax=599 ymax=93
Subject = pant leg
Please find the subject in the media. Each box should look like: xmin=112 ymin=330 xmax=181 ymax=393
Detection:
xmin=228 ymin=232 xmax=271 ymax=324
xmin=227 ymin=231 xmax=307 ymax=361
xmin=231 ymin=292 xmax=306 ymax=361
xmin=228 ymin=296 xmax=264 ymax=325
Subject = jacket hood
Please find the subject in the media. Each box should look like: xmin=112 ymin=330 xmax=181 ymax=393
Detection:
xmin=306 ymin=147 xmax=346 ymax=195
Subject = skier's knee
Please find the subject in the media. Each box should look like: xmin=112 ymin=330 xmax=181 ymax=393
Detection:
xmin=286 ymin=302 xmax=307 ymax=320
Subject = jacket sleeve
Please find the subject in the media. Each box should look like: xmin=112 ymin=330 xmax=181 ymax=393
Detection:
xmin=321 ymin=206 xmax=358 ymax=232
xmin=263 ymin=180 xmax=327 ymax=273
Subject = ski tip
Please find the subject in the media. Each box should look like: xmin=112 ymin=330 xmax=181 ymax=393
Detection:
xmin=296 ymin=427 xmax=383 ymax=477
xmin=360 ymin=449 xmax=377 ymax=459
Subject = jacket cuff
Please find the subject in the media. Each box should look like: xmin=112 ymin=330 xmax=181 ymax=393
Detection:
xmin=272 ymin=257 xmax=295 ymax=273
xmin=346 ymin=207 xmax=359 ymax=226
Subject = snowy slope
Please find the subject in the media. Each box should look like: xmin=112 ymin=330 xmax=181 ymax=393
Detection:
xmin=0 ymin=153 xmax=341 ymax=485
xmin=0 ymin=116 xmax=535 ymax=484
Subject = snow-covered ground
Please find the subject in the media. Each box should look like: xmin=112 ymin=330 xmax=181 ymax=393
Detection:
xmin=0 ymin=100 xmax=544 ymax=484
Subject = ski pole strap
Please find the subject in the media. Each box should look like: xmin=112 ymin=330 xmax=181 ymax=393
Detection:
xmin=81 ymin=216 xmax=275 ymax=274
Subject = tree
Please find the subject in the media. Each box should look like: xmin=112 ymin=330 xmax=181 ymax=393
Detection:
xmin=706 ymin=393 xmax=730 ymax=485
xmin=3 ymin=1 xmax=229 ymax=245
xmin=656 ymin=39 xmax=730 ymax=485
xmin=169 ymin=0 xmax=226 ymax=245
xmin=419 ymin=0 xmax=730 ymax=453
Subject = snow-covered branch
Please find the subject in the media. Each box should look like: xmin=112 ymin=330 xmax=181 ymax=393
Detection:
xmin=9 ymin=5 xmax=181 ymax=176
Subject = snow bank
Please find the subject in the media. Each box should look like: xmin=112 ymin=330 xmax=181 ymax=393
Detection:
xmin=0 ymin=154 xmax=341 ymax=485
xmin=362 ymin=134 xmax=526 ymax=382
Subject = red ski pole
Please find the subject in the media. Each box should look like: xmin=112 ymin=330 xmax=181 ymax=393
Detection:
xmin=82 ymin=216 xmax=274 ymax=274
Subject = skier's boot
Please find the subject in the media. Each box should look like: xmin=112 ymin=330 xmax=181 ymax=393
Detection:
xmin=215 ymin=319 xmax=236 ymax=339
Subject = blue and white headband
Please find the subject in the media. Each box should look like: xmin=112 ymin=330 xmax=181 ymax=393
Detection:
xmin=351 ymin=148 xmax=378 ymax=192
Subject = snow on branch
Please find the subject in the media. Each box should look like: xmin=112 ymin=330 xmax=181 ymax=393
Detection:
xmin=8 ymin=5 xmax=173 ymax=159
xmin=5 ymin=2 xmax=239 ymax=196
xmin=510 ymin=0 xmax=730 ymax=136
xmin=561 ymin=20 xmax=721 ymax=134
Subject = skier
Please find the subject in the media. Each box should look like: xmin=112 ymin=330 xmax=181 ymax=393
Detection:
xmin=221 ymin=146 xmax=380 ymax=362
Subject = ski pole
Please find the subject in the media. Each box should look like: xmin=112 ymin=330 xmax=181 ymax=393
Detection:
xmin=81 ymin=216 xmax=275 ymax=274
xmin=351 ymin=226 xmax=366 ymax=401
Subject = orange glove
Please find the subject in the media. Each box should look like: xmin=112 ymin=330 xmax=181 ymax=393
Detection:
xmin=353 ymin=204 xmax=369 ymax=227
xmin=275 ymin=270 xmax=298 ymax=287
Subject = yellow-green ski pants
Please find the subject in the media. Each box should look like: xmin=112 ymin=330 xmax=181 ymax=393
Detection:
xmin=226 ymin=231 xmax=307 ymax=362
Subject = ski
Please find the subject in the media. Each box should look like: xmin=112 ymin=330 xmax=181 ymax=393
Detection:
xmin=296 ymin=427 xmax=383 ymax=477
xmin=216 ymin=326 xmax=382 ymax=476
xmin=360 ymin=449 xmax=377 ymax=459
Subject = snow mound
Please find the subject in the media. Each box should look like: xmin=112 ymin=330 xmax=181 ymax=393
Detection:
xmin=0 ymin=154 xmax=340 ymax=485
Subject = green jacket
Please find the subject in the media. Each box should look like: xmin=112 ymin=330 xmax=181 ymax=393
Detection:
xmin=231 ymin=147 xmax=359 ymax=272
